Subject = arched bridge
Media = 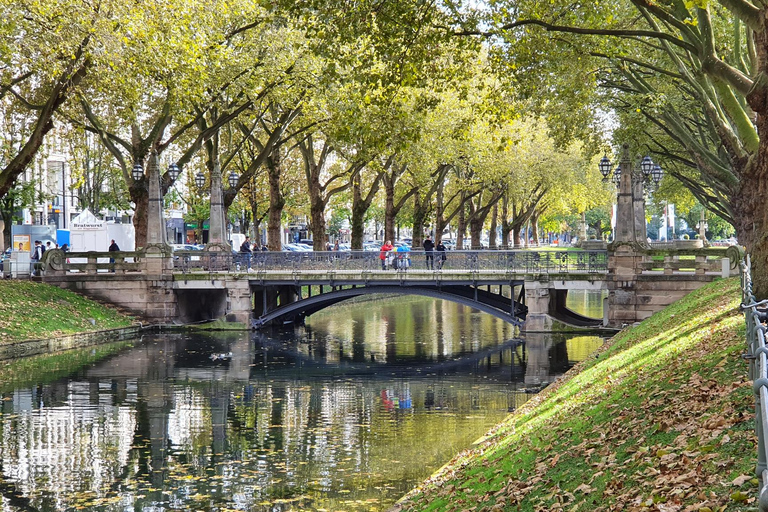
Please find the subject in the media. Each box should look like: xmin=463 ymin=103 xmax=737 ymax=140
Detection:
xmin=171 ymin=249 xmax=609 ymax=330
xmin=39 ymin=246 xmax=733 ymax=330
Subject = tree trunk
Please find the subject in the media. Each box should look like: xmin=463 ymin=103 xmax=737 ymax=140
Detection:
xmin=412 ymin=192 xmax=427 ymax=249
xmin=1 ymin=215 xmax=8 ymax=251
xmin=457 ymin=199 xmax=466 ymax=249
xmin=501 ymin=196 xmax=512 ymax=249
xmin=469 ymin=216 xmax=484 ymax=249
xmin=384 ymin=178 xmax=396 ymax=243
xmin=435 ymin=179 xmax=446 ymax=244
xmin=531 ymin=212 xmax=540 ymax=246
xmin=307 ymin=163 xmax=327 ymax=251
xmin=489 ymin=203 xmax=498 ymax=249
xmin=266 ymin=149 xmax=284 ymax=251
xmin=513 ymin=227 xmax=522 ymax=247
xmin=351 ymin=176 xmax=364 ymax=249
xmin=350 ymin=172 xmax=381 ymax=250
xmin=132 ymin=186 xmax=149 ymax=249
xmin=744 ymin=36 xmax=768 ymax=298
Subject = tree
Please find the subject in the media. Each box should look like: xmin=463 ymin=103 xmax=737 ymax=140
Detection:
xmin=0 ymin=180 xmax=35 ymax=249
xmin=476 ymin=0 xmax=768 ymax=295
xmin=69 ymin=0 xmax=298 ymax=247
xmin=0 ymin=0 xmax=103 ymax=200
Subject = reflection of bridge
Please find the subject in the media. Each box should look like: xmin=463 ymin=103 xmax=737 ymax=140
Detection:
xmin=39 ymin=246 xmax=734 ymax=330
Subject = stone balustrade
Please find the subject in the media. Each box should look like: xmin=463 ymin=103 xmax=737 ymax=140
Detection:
xmin=42 ymin=249 xmax=144 ymax=276
xmin=639 ymin=247 xmax=731 ymax=276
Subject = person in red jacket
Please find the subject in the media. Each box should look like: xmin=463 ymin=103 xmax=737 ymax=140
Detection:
xmin=379 ymin=240 xmax=394 ymax=270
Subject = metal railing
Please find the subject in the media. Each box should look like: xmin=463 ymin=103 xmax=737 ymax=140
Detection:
xmin=740 ymin=255 xmax=768 ymax=510
xmin=173 ymin=249 xmax=609 ymax=274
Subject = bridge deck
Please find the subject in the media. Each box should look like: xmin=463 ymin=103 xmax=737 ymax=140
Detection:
xmin=172 ymin=269 xmax=608 ymax=289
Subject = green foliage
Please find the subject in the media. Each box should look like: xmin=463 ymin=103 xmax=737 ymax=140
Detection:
xmin=0 ymin=280 xmax=133 ymax=342
xmin=327 ymin=207 xmax=350 ymax=237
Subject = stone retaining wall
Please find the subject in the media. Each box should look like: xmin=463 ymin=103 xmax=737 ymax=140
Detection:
xmin=0 ymin=325 xmax=142 ymax=361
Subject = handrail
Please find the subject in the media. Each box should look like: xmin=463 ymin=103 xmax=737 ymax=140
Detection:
xmin=172 ymin=249 xmax=610 ymax=274
xmin=740 ymin=255 xmax=768 ymax=510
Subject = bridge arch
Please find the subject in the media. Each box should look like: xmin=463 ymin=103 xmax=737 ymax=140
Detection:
xmin=251 ymin=284 xmax=528 ymax=328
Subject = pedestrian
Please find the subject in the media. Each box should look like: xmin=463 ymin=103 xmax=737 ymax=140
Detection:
xmin=240 ymin=236 xmax=253 ymax=271
xmin=436 ymin=240 xmax=447 ymax=269
xmin=423 ymin=236 xmax=435 ymax=270
xmin=396 ymin=243 xmax=410 ymax=270
xmin=31 ymin=240 xmax=43 ymax=276
xmin=379 ymin=240 xmax=394 ymax=270
xmin=108 ymin=239 xmax=120 ymax=272
xmin=46 ymin=241 xmax=52 ymax=252
xmin=334 ymin=240 xmax=340 ymax=251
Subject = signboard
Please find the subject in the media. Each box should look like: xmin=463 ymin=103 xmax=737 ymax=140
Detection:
xmin=13 ymin=235 xmax=30 ymax=252
xmin=71 ymin=209 xmax=105 ymax=230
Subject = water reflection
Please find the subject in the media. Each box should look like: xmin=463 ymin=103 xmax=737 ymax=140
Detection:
xmin=0 ymin=295 xmax=605 ymax=511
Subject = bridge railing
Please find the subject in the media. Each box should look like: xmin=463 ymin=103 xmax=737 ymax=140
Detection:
xmin=740 ymin=256 xmax=768 ymax=510
xmin=641 ymin=246 xmax=736 ymax=276
xmin=172 ymin=249 xmax=609 ymax=274
xmin=41 ymin=249 xmax=143 ymax=276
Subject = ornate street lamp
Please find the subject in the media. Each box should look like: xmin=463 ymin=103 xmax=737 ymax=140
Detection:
xmin=228 ymin=171 xmax=239 ymax=189
xmin=168 ymin=162 xmax=181 ymax=181
xmin=641 ymin=155 xmax=654 ymax=178
xmin=132 ymin=162 xmax=144 ymax=181
xmin=651 ymin=164 xmax=664 ymax=186
xmin=598 ymin=153 xmax=663 ymax=189
xmin=195 ymin=171 xmax=206 ymax=190
xmin=599 ymin=155 xmax=612 ymax=181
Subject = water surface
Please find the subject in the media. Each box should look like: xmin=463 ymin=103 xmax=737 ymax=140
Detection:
xmin=0 ymin=294 xmax=604 ymax=511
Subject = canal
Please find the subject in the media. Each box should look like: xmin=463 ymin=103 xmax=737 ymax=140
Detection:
xmin=0 ymin=292 xmax=606 ymax=511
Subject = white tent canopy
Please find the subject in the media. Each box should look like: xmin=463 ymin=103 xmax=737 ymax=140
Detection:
xmin=70 ymin=209 xmax=108 ymax=251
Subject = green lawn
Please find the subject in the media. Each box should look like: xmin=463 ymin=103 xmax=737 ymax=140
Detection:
xmin=0 ymin=280 xmax=134 ymax=343
xmin=395 ymin=277 xmax=756 ymax=512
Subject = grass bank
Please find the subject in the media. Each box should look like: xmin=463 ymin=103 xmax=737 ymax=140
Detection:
xmin=394 ymin=277 xmax=756 ymax=512
xmin=0 ymin=280 xmax=134 ymax=343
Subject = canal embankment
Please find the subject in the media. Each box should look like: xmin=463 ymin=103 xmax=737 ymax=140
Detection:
xmin=393 ymin=277 xmax=757 ymax=512
xmin=0 ymin=279 xmax=136 ymax=358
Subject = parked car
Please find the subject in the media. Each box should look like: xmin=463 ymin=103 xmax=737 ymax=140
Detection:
xmin=283 ymin=243 xmax=311 ymax=252
xmin=170 ymin=244 xmax=200 ymax=251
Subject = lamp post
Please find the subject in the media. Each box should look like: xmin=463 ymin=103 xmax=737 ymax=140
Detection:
xmin=195 ymin=166 xmax=239 ymax=251
xmin=132 ymin=152 xmax=171 ymax=250
xmin=697 ymin=210 xmax=708 ymax=243
xmin=598 ymin=144 xmax=664 ymax=246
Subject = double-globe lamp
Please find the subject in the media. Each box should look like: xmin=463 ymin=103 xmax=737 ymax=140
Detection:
xmin=598 ymin=153 xmax=663 ymax=187
xmin=193 ymin=170 xmax=239 ymax=190
xmin=131 ymin=161 xmax=184 ymax=182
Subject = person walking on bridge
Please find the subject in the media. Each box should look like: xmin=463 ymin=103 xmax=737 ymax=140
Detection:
xmin=436 ymin=240 xmax=447 ymax=269
xmin=423 ymin=236 xmax=435 ymax=270
xmin=379 ymin=240 xmax=393 ymax=270
xmin=240 ymin=236 xmax=253 ymax=271
xmin=108 ymin=239 xmax=120 ymax=272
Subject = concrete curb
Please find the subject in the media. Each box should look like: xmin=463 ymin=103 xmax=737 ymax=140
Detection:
xmin=0 ymin=324 xmax=144 ymax=361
